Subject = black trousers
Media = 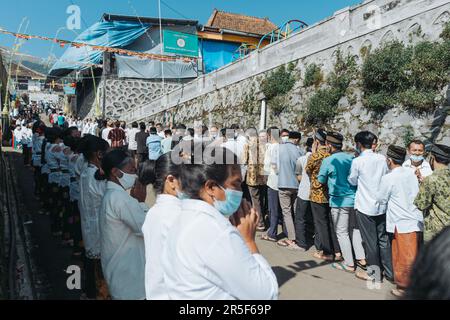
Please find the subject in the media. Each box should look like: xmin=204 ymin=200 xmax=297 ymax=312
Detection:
xmin=311 ymin=202 xmax=340 ymax=255
xmin=137 ymin=153 xmax=148 ymax=165
xmin=248 ymin=185 xmax=268 ymax=227
xmin=23 ymin=146 xmax=31 ymax=165
xmin=356 ymin=211 xmax=393 ymax=281
xmin=294 ymin=198 xmax=320 ymax=249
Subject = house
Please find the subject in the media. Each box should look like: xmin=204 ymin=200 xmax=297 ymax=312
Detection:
xmin=49 ymin=10 xmax=279 ymax=118
xmin=199 ymin=9 xmax=277 ymax=73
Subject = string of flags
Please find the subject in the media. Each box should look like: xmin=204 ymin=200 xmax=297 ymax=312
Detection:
xmin=0 ymin=27 xmax=197 ymax=63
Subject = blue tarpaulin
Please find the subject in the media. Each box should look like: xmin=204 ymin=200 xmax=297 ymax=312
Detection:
xmin=49 ymin=21 xmax=149 ymax=77
xmin=200 ymin=40 xmax=240 ymax=73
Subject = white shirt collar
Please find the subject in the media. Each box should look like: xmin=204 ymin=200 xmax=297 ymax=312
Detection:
xmin=183 ymin=199 xmax=223 ymax=219
xmin=155 ymin=194 xmax=181 ymax=206
xmin=361 ymin=149 xmax=374 ymax=156
xmin=404 ymin=159 xmax=430 ymax=169
xmin=106 ymin=180 xmax=124 ymax=191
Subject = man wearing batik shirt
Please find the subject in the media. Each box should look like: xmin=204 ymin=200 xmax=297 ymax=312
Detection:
xmin=414 ymin=144 xmax=450 ymax=242
xmin=306 ymin=129 xmax=341 ymax=261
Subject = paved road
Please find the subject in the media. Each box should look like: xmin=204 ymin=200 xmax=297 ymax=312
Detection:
xmin=8 ymin=149 xmax=81 ymax=299
xmin=256 ymin=233 xmax=395 ymax=300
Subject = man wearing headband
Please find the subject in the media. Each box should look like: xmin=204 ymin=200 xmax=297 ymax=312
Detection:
xmin=403 ymin=140 xmax=433 ymax=183
xmin=349 ymin=131 xmax=393 ymax=283
xmin=377 ymin=145 xmax=424 ymax=297
xmin=414 ymin=144 xmax=450 ymax=242
xmin=306 ymin=129 xmax=342 ymax=261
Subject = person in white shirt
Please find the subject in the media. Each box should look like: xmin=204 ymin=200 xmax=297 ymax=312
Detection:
xmin=100 ymin=149 xmax=148 ymax=300
xmin=89 ymin=120 xmax=98 ymax=136
xmin=81 ymin=119 xmax=90 ymax=137
xmin=402 ymin=139 xmax=433 ymax=183
xmin=162 ymin=146 xmax=278 ymax=300
xmin=120 ymin=121 xmax=128 ymax=148
xmin=31 ymin=122 xmax=46 ymax=198
xmin=127 ymin=121 xmax=140 ymax=164
xmin=208 ymin=125 xmax=219 ymax=142
xmin=294 ymin=137 xmax=319 ymax=250
xmin=101 ymin=120 xmax=113 ymax=146
xmin=13 ymin=125 xmax=23 ymax=150
xmin=348 ymin=131 xmax=393 ymax=283
xmin=156 ymin=123 xmax=165 ymax=139
xmin=141 ymin=152 xmax=184 ymax=300
xmin=221 ymin=124 xmax=248 ymax=181
xmin=22 ymin=123 xmax=33 ymax=166
xmin=79 ymin=136 xmax=109 ymax=299
xmin=262 ymin=127 xmax=284 ymax=242
xmin=376 ymin=145 xmax=423 ymax=298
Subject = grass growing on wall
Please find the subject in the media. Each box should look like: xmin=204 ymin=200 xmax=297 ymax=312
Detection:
xmin=304 ymin=64 xmax=323 ymax=87
xmin=304 ymin=50 xmax=358 ymax=125
xmin=362 ymin=29 xmax=450 ymax=114
xmin=261 ymin=64 xmax=296 ymax=116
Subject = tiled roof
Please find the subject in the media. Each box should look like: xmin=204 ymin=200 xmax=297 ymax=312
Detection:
xmin=205 ymin=9 xmax=277 ymax=36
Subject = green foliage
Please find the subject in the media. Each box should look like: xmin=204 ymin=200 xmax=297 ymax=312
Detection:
xmin=362 ymin=40 xmax=450 ymax=114
xmin=362 ymin=41 xmax=411 ymax=95
xmin=304 ymin=50 xmax=358 ymax=125
xmin=261 ymin=64 xmax=296 ymax=101
xmin=242 ymin=94 xmax=258 ymax=114
xmin=304 ymin=88 xmax=341 ymax=124
xmin=304 ymin=64 xmax=323 ymax=87
xmin=364 ymin=92 xmax=396 ymax=112
xmin=440 ymin=21 xmax=450 ymax=41
xmin=398 ymin=89 xmax=440 ymax=113
xmin=402 ymin=125 xmax=415 ymax=148
xmin=270 ymin=95 xmax=288 ymax=116
xmin=409 ymin=41 xmax=449 ymax=91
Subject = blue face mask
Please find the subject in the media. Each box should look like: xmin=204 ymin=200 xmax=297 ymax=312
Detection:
xmin=410 ymin=155 xmax=424 ymax=162
xmin=176 ymin=190 xmax=190 ymax=200
xmin=213 ymin=186 xmax=243 ymax=217
xmin=355 ymin=146 xmax=361 ymax=154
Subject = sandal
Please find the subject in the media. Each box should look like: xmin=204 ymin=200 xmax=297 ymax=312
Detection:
xmin=356 ymin=260 xmax=367 ymax=270
xmin=277 ymin=239 xmax=289 ymax=247
xmin=256 ymin=225 xmax=266 ymax=232
xmin=391 ymin=288 xmax=405 ymax=298
xmin=260 ymin=234 xmax=277 ymax=242
xmin=313 ymin=251 xmax=334 ymax=261
xmin=331 ymin=262 xmax=355 ymax=273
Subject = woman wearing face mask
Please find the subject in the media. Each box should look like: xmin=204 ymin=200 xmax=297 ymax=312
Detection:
xmin=162 ymin=146 xmax=279 ymax=300
xmin=140 ymin=153 xmax=184 ymax=300
xmin=79 ymin=136 xmax=110 ymax=300
xmin=100 ymin=149 xmax=149 ymax=300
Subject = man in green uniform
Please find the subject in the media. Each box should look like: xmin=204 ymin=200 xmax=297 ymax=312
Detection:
xmin=414 ymin=144 xmax=450 ymax=242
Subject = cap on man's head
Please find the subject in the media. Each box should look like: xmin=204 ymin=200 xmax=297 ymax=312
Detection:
xmin=315 ymin=129 xmax=327 ymax=142
xmin=387 ymin=145 xmax=406 ymax=162
xmin=430 ymin=144 xmax=450 ymax=162
xmin=289 ymin=131 xmax=301 ymax=140
xmin=326 ymin=132 xmax=343 ymax=145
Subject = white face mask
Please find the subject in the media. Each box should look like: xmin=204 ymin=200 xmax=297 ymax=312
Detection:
xmin=281 ymin=136 xmax=289 ymax=143
xmin=118 ymin=170 xmax=137 ymax=190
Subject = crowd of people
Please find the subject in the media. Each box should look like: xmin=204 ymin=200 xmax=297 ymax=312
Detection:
xmin=10 ymin=109 xmax=450 ymax=299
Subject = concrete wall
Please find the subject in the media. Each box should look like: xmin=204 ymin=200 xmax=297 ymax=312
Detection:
xmin=91 ymin=0 xmax=450 ymax=149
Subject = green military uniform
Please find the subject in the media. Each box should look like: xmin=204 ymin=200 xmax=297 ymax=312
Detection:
xmin=414 ymin=167 xmax=450 ymax=242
